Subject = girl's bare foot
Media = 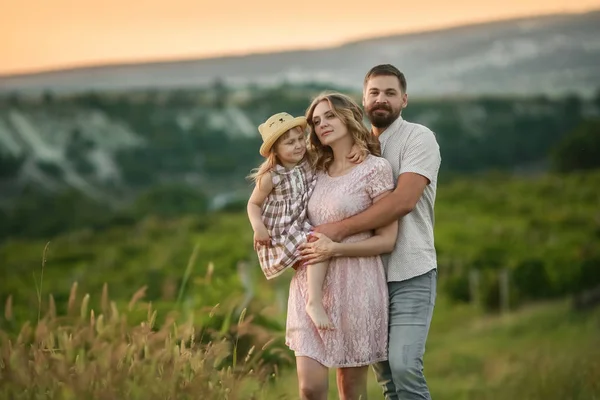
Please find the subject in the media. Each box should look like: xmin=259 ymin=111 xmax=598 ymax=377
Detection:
xmin=306 ymin=300 xmax=334 ymax=330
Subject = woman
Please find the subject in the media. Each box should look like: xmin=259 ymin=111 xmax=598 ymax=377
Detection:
xmin=285 ymin=92 xmax=398 ymax=400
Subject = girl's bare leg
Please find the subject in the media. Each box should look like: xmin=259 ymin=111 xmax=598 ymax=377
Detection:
xmin=297 ymin=356 xmax=329 ymax=400
xmin=337 ymin=365 xmax=369 ymax=400
xmin=306 ymin=261 xmax=334 ymax=330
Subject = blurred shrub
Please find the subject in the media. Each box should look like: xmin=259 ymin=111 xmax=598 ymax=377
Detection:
xmin=551 ymin=119 xmax=600 ymax=173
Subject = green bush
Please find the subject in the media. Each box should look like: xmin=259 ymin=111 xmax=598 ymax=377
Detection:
xmin=551 ymin=119 xmax=600 ymax=172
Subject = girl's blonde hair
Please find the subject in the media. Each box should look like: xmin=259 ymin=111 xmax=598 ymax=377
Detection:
xmin=305 ymin=91 xmax=380 ymax=172
xmin=247 ymin=126 xmax=314 ymax=187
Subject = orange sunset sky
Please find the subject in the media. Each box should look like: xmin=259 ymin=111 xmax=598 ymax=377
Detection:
xmin=1 ymin=0 xmax=599 ymax=76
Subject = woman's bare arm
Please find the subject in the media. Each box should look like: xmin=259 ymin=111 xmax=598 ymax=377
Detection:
xmin=328 ymin=218 xmax=397 ymax=257
xmin=299 ymin=191 xmax=398 ymax=264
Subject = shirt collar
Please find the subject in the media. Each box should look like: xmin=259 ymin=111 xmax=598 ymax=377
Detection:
xmin=272 ymin=158 xmax=308 ymax=175
xmin=374 ymin=115 xmax=404 ymax=144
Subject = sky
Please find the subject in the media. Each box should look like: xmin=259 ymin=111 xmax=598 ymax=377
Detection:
xmin=1 ymin=0 xmax=599 ymax=76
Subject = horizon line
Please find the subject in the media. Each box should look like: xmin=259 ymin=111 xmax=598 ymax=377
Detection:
xmin=1 ymin=7 xmax=598 ymax=79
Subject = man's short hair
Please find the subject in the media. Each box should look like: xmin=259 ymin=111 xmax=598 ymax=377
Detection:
xmin=363 ymin=64 xmax=407 ymax=93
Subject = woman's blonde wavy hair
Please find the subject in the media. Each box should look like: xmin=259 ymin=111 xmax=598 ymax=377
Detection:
xmin=305 ymin=91 xmax=381 ymax=172
xmin=246 ymin=126 xmax=314 ymax=187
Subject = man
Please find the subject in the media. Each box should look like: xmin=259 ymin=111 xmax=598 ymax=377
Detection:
xmin=313 ymin=64 xmax=441 ymax=399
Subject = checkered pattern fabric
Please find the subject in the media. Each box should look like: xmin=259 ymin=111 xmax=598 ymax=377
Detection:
xmin=257 ymin=159 xmax=316 ymax=279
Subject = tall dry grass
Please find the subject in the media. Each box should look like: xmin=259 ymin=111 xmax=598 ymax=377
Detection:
xmin=0 ymin=277 xmax=292 ymax=400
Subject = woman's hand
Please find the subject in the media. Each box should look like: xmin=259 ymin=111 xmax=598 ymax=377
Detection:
xmin=298 ymin=232 xmax=338 ymax=265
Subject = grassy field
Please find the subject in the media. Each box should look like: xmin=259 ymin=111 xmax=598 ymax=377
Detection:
xmin=2 ymin=285 xmax=598 ymax=399
xmin=265 ymin=297 xmax=600 ymax=399
xmin=1 ymin=170 xmax=599 ymax=398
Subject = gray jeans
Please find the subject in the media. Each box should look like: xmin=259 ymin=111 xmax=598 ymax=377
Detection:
xmin=372 ymin=269 xmax=437 ymax=400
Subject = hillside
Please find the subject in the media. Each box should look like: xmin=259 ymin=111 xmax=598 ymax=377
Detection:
xmin=1 ymin=11 xmax=599 ymax=97
xmin=1 ymin=85 xmax=598 ymax=232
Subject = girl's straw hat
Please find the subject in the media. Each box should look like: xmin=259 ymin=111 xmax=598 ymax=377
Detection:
xmin=258 ymin=112 xmax=307 ymax=157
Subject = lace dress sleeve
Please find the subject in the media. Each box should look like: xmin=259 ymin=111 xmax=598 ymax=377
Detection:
xmin=365 ymin=156 xmax=395 ymax=199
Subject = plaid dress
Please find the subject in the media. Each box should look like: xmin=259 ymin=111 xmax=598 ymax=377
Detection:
xmin=257 ymin=159 xmax=316 ymax=280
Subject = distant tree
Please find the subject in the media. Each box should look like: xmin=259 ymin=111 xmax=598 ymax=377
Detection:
xmin=0 ymin=154 xmax=24 ymax=178
xmin=168 ymin=89 xmax=196 ymax=108
xmin=67 ymin=128 xmax=95 ymax=152
xmin=211 ymin=77 xmax=228 ymax=109
xmin=146 ymin=89 xmax=160 ymax=105
xmin=65 ymin=129 xmax=96 ymax=175
xmin=132 ymin=184 xmax=208 ymax=218
xmin=533 ymin=94 xmax=550 ymax=104
xmin=35 ymin=161 xmax=63 ymax=178
xmin=79 ymin=92 xmax=103 ymax=109
xmin=562 ymin=93 xmax=582 ymax=118
xmin=4 ymin=187 xmax=111 ymax=239
xmin=551 ymin=119 xmax=600 ymax=172
xmin=42 ymin=90 xmax=55 ymax=105
xmin=7 ymin=92 xmax=20 ymax=107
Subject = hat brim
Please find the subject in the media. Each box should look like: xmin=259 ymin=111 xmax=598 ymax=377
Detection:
xmin=259 ymin=117 xmax=307 ymax=157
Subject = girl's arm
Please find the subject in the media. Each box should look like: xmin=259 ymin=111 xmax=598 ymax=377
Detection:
xmin=299 ymin=191 xmax=398 ymax=263
xmin=247 ymin=173 xmax=274 ymax=248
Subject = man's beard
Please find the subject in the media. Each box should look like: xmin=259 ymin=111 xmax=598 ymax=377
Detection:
xmin=366 ymin=104 xmax=401 ymax=129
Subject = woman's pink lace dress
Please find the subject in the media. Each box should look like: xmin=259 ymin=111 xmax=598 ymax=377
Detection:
xmin=285 ymin=155 xmax=394 ymax=368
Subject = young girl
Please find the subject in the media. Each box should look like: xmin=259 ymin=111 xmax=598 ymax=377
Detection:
xmin=247 ymin=112 xmax=364 ymax=330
